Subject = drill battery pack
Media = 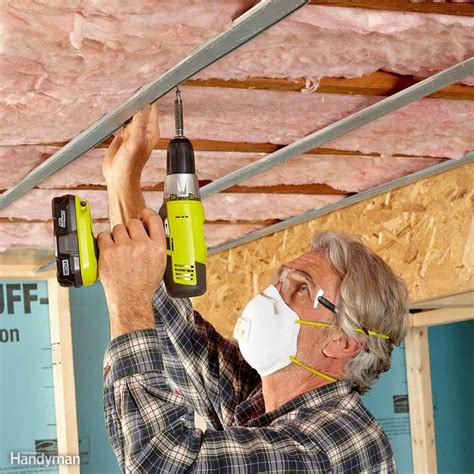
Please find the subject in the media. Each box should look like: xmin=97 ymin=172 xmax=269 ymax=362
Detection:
xmin=52 ymin=194 xmax=98 ymax=288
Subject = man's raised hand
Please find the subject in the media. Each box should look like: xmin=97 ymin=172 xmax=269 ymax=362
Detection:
xmin=102 ymin=103 xmax=160 ymax=185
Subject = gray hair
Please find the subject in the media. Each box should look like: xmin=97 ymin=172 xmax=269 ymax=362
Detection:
xmin=311 ymin=231 xmax=409 ymax=394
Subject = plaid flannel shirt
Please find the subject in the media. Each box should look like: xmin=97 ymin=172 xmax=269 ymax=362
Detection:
xmin=103 ymin=284 xmax=396 ymax=473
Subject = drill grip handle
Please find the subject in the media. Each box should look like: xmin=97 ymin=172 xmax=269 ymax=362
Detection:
xmin=161 ymin=200 xmax=207 ymax=298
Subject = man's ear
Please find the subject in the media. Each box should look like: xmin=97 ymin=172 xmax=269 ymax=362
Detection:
xmin=322 ymin=333 xmax=364 ymax=360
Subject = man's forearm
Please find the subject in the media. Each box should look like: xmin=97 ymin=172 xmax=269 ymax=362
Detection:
xmin=107 ymin=180 xmax=146 ymax=227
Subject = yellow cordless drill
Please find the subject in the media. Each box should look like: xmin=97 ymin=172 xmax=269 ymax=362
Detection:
xmin=159 ymin=87 xmax=207 ymax=297
xmin=52 ymin=88 xmax=207 ymax=297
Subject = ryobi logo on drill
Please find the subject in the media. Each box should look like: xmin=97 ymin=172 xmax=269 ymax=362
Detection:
xmin=62 ymin=259 xmax=70 ymax=276
xmin=58 ymin=210 xmax=66 ymax=228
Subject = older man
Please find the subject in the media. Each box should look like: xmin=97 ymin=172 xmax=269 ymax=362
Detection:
xmin=100 ymin=106 xmax=409 ymax=473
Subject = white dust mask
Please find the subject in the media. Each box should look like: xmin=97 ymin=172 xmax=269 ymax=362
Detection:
xmin=234 ymin=278 xmax=391 ymax=382
xmin=233 ymin=285 xmax=300 ymax=376
xmin=234 ymin=284 xmax=339 ymax=383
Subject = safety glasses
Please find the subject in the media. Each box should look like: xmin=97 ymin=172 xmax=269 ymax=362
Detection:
xmin=271 ymin=266 xmax=337 ymax=313
xmin=272 ymin=266 xmax=390 ymax=342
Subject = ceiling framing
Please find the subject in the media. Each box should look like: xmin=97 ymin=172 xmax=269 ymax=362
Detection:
xmin=199 ymin=58 xmax=474 ymax=199
xmin=0 ymin=0 xmax=473 ymax=254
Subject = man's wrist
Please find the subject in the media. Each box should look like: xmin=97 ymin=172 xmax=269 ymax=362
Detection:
xmin=110 ymin=321 xmax=155 ymax=340
xmin=106 ymin=179 xmax=146 ymax=227
xmin=108 ymin=303 xmax=155 ymax=339
xmin=106 ymin=180 xmax=143 ymax=204
xmin=106 ymin=176 xmax=141 ymax=191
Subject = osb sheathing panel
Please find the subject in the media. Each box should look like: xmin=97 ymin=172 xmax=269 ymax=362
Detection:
xmin=193 ymin=163 xmax=474 ymax=338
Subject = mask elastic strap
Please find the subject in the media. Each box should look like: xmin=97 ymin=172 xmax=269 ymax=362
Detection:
xmin=289 ymin=355 xmax=338 ymax=383
xmin=296 ymin=320 xmax=338 ymax=330
xmin=296 ymin=319 xmax=390 ymax=341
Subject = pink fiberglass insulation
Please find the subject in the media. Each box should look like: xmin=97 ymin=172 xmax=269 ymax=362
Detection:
xmin=202 ymin=6 xmax=474 ymax=85
xmin=2 ymin=87 xmax=473 ymax=158
xmin=0 ymin=0 xmax=252 ymax=108
xmin=157 ymin=88 xmax=474 ymax=159
xmin=0 ymin=146 xmax=52 ymax=189
xmin=147 ymin=88 xmax=474 ymax=159
xmin=0 ymin=189 xmax=343 ymax=222
xmin=0 ymin=222 xmax=263 ymax=252
xmin=1 ymin=85 xmax=378 ymax=145
xmin=0 ymin=146 xmax=442 ymax=193
xmin=201 ymin=224 xmax=264 ymax=248
xmin=239 ymin=156 xmax=443 ymax=192
xmin=0 ymin=0 xmax=252 ymax=145
xmin=1 ymin=2 xmax=473 ymax=147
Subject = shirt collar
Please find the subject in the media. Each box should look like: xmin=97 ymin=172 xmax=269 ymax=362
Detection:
xmin=234 ymin=381 xmax=353 ymax=427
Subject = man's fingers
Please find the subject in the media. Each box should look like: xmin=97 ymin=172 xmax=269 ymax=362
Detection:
xmin=129 ymin=107 xmax=150 ymax=137
xmin=138 ymin=208 xmax=165 ymax=243
xmin=137 ymin=207 xmax=159 ymax=223
xmin=111 ymin=224 xmax=131 ymax=244
xmin=103 ymin=132 xmax=123 ymax=166
xmin=127 ymin=218 xmax=148 ymax=241
xmin=97 ymin=232 xmax=114 ymax=250
xmin=109 ymin=131 xmax=124 ymax=154
xmin=146 ymin=103 xmax=160 ymax=152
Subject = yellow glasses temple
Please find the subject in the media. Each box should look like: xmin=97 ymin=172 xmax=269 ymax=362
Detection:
xmin=296 ymin=320 xmax=339 ymax=330
xmin=295 ymin=320 xmax=390 ymax=340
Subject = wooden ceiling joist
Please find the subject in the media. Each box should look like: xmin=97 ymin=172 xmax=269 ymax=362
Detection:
xmin=308 ymin=0 xmax=474 ymax=17
xmin=55 ymin=183 xmax=348 ymax=195
xmin=55 ymin=139 xmax=357 ymax=154
xmin=186 ymin=72 xmax=474 ymax=101
xmin=207 ymin=183 xmax=348 ymax=195
xmin=0 ymin=183 xmax=346 ymax=197
xmin=79 ymin=138 xmax=443 ymax=160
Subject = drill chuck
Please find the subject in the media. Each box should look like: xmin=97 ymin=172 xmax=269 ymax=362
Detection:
xmin=166 ymin=137 xmax=196 ymax=175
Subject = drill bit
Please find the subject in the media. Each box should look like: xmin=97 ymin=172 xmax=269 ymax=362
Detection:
xmin=175 ymin=86 xmax=184 ymax=138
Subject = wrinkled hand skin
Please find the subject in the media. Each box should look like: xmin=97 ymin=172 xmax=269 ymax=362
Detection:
xmin=98 ymin=208 xmax=167 ymax=340
xmin=103 ymin=103 xmax=160 ymax=185
xmin=103 ymin=104 xmax=159 ymax=230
